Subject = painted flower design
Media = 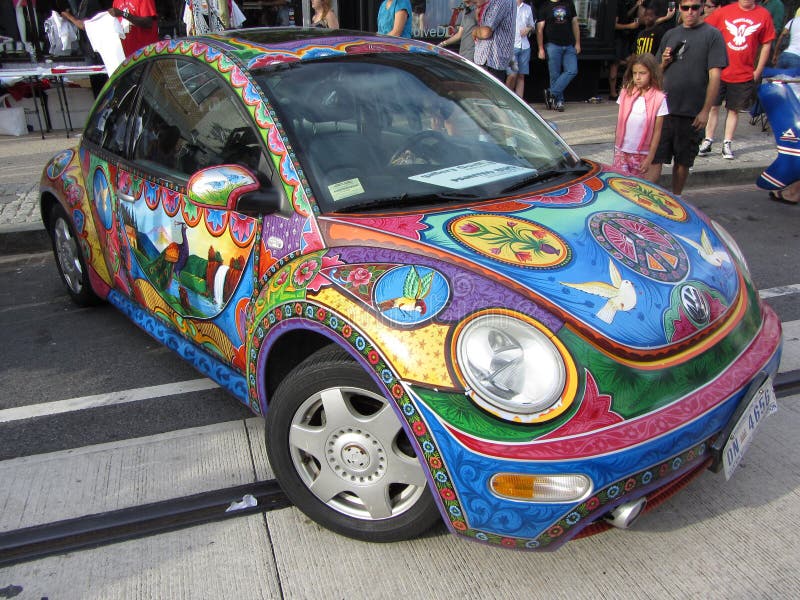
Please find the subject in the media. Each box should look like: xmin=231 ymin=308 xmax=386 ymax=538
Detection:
xmin=307 ymin=253 xmax=344 ymax=292
xmin=346 ymin=267 xmax=372 ymax=287
xmin=459 ymin=219 xmax=560 ymax=257
xmin=292 ymin=259 xmax=319 ymax=286
xmin=66 ymin=184 xmax=83 ymax=207
xmin=440 ymin=488 xmax=456 ymax=501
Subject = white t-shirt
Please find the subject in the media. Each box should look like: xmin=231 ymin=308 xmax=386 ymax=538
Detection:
xmin=783 ymin=18 xmax=800 ymax=57
xmin=617 ymin=94 xmax=669 ymax=154
xmin=513 ymin=3 xmax=535 ymax=50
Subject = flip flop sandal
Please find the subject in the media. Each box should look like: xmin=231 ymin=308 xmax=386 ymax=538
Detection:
xmin=769 ymin=190 xmax=800 ymax=205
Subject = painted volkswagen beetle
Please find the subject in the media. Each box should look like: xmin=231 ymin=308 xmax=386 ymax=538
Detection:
xmin=40 ymin=28 xmax=782 ymax=549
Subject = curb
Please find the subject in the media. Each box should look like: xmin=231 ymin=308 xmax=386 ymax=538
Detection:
xmin=0 ymin=223 xmax=49 ymax=256
xmin=665 ymin=164 xmax=766 ymax=191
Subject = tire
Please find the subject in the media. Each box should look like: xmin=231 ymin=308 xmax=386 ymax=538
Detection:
xmin=266 ymin=345 xmax=441 ymax=542
xmin=49 ymin=203 xmax=99 ymax=307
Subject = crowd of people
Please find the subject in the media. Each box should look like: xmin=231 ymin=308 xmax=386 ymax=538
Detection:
xmin=432 ymin=0 xmax=796 ymax=202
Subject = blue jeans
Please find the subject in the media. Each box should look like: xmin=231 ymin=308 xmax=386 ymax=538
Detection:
xmin=546 ymin=43 xmax=578 ymax=103
xmin=776 ymin=51 xmax=800 ymax=70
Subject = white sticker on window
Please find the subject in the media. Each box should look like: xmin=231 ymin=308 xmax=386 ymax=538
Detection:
xmin=409 ymin=160 xmax=536 ymax=189
xmin=329 ymin=178 xmax=365 ymax=201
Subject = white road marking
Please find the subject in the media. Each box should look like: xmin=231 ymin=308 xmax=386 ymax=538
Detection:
xmin=759 ymin=284 xmax=800 ymax=299
xmin=0 ymin=379 xmax=219 ymax=424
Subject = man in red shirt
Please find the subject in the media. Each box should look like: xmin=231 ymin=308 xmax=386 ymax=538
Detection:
xmin=698 ymin=0 xmax=774 ymax=159
xmin=110 ymin=0 xmax=158 ymax=56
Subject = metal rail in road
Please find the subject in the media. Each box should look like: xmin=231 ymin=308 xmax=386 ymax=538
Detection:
xmin=1 ymin=370 xmax=798 ymax=568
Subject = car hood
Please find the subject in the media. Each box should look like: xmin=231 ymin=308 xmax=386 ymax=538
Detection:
xmin=318 ymin=169 xmax=745 ymax=353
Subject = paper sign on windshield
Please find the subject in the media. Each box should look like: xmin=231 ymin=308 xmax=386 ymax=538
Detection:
xmin=409 ymin=160 xmax=536 ymax=190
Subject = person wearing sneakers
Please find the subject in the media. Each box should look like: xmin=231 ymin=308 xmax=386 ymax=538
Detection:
xmin=652 ymin=1 xmax=727 ymax=196
xmin=699 ymin=0 xmax=775 ymax=160
xmin=537 ymin=0 xmax=580 ymax=111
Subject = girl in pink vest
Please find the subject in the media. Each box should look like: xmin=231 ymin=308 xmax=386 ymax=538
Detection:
xmin=613 ymin=53 xmax=668 ymax=181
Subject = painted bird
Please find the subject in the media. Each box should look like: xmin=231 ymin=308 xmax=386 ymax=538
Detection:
xmin=561 ymin=259 xmax=637 ymax=324
xmin=377 ymin=267 xmax=433 ymax=315
xmin=677 ymin=229 xmax=730 ymax=267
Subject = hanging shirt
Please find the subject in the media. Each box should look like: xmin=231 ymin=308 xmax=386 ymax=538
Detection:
xmin=84 ymin=11 xmax=126 ymax=75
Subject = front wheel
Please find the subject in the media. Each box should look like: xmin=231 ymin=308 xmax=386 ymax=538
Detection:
xmin=265 ymin=345 xmax=441 ymax=542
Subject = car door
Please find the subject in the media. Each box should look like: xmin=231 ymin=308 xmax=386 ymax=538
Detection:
xmin=86 ymin=56 xmax=275 ymax=374
xmin=81 ymin=65 xmax=146 ymax=297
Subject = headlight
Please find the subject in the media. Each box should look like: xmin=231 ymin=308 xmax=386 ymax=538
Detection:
xmin=712 ymin=220 xmax=750 ymax=275
xmin=454 ymin=312 xmax=576 ymax=423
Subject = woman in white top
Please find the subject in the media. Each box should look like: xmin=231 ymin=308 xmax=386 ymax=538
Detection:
xmin=773 ymin=8 xmax=800 ymax=70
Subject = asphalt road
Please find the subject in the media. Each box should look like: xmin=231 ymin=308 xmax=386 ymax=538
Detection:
xmin=0 ymin=184 xmax=798 ymax=599
xmin=0 ymin=184 xmax=798 ymax=458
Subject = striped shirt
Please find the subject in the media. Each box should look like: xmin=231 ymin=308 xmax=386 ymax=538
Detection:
xmin=474 ymin=0 xmax=515 ymax=70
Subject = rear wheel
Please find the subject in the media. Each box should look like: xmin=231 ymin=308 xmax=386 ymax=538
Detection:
xmin=49 ymin=203 xmax=99 ymax=306
xmin=266 ymin=345 xmax=440 ymax=542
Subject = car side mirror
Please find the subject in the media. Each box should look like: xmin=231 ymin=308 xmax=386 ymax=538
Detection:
xmin=187 ymin=164 xmax=281 ymax=215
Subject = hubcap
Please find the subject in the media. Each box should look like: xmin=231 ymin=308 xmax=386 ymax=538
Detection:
xmin=288 ymin=386 xmax=428 ymax=521
xmin=54 ymin=217 xmax=83 ymax=294
xmin=327 ymin=429 xmax=386 ymax=483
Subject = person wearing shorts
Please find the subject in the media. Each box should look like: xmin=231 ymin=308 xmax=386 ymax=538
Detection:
xmin=654 ymin=115 xmax=705 ymax=171
xmin=505 ymin=0 xmax=536 ymax=98
xmin=652 ymin=1 xmax=727 ymax=196
xmin=700 ymin=0 xmax=775 ymax=159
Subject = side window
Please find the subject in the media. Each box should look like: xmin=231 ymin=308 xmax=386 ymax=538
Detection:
xmin=130 ymin=58 xmax=270 ymax=182
xmin=84 ymin=67 xmax=143 ymax=157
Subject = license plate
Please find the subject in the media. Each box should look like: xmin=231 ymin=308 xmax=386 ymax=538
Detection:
xmin=721 ymin=379 xmax=778 ymax=480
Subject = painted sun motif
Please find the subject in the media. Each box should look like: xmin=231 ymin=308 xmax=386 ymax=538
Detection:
xmin=447 ymin=214 xmax=571 ymax=269
xmin=609 ymin=178 xmax=687 ymax=221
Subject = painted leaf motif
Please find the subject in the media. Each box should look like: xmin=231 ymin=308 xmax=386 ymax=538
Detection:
xmin=419 ymin=272 xmax=433 ymax=299
xmin=403 ymin=267 xmax=421 ymax=299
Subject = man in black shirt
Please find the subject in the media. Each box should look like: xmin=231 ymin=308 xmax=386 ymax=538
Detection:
xmin=536 ymin=0 xmax=580 ymax=111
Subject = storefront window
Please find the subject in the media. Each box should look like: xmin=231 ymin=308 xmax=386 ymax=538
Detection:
xmin=575 ymin=0 xmax=602 ymax=38
xmin=409 ymin=1 xmax=462 ymax=40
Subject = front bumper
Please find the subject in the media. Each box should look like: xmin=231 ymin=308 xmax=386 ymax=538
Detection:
xmin=415 ymin=305 xmax=783 ymax=549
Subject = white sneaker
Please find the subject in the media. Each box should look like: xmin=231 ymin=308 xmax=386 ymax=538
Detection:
xmin=698 ymin=138 xmax=713 ymax=156
xmin=722 ymin=140 xmax=734 ymax=160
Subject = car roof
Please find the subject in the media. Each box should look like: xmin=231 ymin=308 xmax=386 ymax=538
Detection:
xmin=187 ymin=27 xmax=437 ymax=66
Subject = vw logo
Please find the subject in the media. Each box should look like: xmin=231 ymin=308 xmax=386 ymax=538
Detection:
xmin=341 ymin=444 xmax=370 ymax=470
xmin=680 ymin=285 xmax=710 ymax=326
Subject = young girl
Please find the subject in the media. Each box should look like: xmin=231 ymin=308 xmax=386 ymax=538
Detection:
xmin=613 ymin=53 xmax=668 ymax=182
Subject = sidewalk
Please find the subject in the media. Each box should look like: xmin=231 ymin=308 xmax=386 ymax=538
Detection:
xmin=0 ymin=100 xmax=780 ymax=254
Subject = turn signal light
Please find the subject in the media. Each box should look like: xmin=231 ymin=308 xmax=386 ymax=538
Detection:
xmin=490 ymin=473 xmax=592 ymax=502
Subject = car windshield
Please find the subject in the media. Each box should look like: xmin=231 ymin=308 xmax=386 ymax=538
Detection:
xmin=254 ymin=52 xmax=580 ymax=213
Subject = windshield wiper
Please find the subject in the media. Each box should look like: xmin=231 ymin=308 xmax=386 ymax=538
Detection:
xmin=336 ymin=191 xmax=482 ymax=213
xmin=500 ymin=164 xmax=589 ymax=194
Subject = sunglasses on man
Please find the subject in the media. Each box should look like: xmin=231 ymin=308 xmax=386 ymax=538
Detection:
xmin=680 ymin=4 xmax=703 ymax=11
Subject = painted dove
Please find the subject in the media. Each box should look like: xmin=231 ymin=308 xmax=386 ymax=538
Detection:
xmin=561 ymin=260 xmax=637 ymax=324
xmin=677 ymin=229 xmax=730 ymax=267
